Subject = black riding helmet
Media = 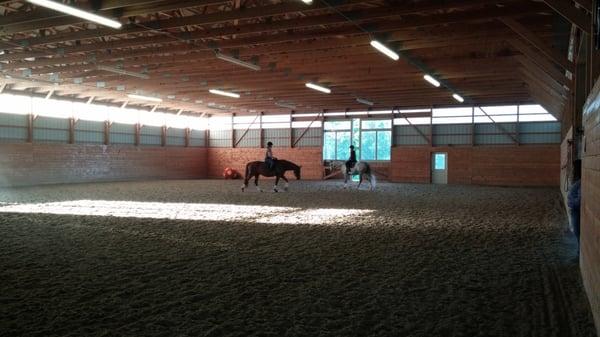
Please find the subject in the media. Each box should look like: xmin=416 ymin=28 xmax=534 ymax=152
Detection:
xmin=349 ymin=145 xmax=354 ymax=149
xmin=267 ymin=141 xmax=273 ymax=147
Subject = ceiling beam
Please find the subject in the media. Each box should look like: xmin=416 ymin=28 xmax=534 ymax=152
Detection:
xmin=500 ymin=18 xmax=575 ymax=73
xmin=0 ymin=0 xmax=229 ymax=35
xmin=542 ymin=0 xmax=591 ymax=33
xmin=573 ymin=0 xmax=592 ymax=13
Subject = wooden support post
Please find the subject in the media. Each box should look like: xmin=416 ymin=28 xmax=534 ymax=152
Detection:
xmin=161 ymin=126 xmax=167 ymax=146
xmin=27 ymin=113 xmax=34 ymax=143
xmin=289 ymin=111 xmax=293 ymax=148
xmin=471 ymin=106 xmax=475 ymax=146
xmin=231 ymin=113 xmax=235 ymax=148
xmin=104 ymin=121 xmax=110 ymax=145
xmin=134 ymin=124 xmax=141 ymax=146
xmin=516 ymin=105 xmax=520 ymax=145
xmin=68 ymin=117 xmax=75 ymax=144
xmin=390 ymin=108 xmax=397 ymax=147
xmin=185 ymin=128 xmax=190 ymax=147
xmin=259 ymin=112 xmax=264 ymax=148
xmin=428 ymin=107 xmax=433 ymax=146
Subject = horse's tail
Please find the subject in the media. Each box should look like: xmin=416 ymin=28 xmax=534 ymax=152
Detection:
xmin=370 ymin=173 xmax=377 ymax=189
xmin=244 ymin=162 xmax=251 ymax=180
xmin=364 ymin=163 xmax=376 ymax=189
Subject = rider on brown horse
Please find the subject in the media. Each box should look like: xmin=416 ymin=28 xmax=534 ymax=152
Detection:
xmin=265 ymin=141 xmax=277 ymax=171
xmin=241 ymin=143 xmax=301 ymax=192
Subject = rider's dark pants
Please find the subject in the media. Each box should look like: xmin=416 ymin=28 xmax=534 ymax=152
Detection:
xmin=345 ymin=160 xmax=356 ymax=173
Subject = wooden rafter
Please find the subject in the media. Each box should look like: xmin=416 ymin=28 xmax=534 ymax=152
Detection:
xmin=542 ymin=0 xmax=591 ymax=33
xmin=500 ymin=18 xmax=575 ymax=74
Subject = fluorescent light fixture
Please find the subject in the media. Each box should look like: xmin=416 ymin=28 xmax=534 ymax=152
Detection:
xmin=275 ymin=102 xmax=296 ymax=109
xmin=97 ymin=65 xmax=149 ymax=79
xmin=356 ymin=97 xmax=374 ymax=106
xmin=215 ymin=52 xmax=261 ymax=71
xmin=301 ymin=0 xmax=313 ymax=3
xmin=305 ymin=82 xmax=331 ymax=94
xmin=452 ymin=93 xmax=465 ymax=103
xmin=370 ymin=40 xmax=399 ymax=61
xmin=209 ymin=89 xmax=240 ymax=98
xmin=127 ymin=94 xmax=162 ymax=102
xmin=26 ymin=0 xmax=122 ymax=29
xmin=423 ymin=74 xmax=441 ymax=87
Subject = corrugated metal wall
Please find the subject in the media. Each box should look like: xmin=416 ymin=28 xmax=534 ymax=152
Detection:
xmin=263 ymin=128 xmax=290 ymax=147
xmin=394 ymin=122 xmax=560 ymax=146
xmin=74 ymin=120 xmax=104 ymax=144
xmin=110 ymin=123 xmax=135 ymax=145
xmin=394 ymin=125 xmax=430 ymax=145
xmin=234 ymin=129 xmax=260 ymax=148
xmin=190 ymin=129 xmax=206 ymax=147
xmin=140 ymin=126 xmax=162 ymax=146
xmin=433 ymin=124 xmax=471 ymax=146
xmin=208 ymin=129 xmax=232 ymax=147
xmin=33 ymin=116 xmax=69 ymax=143
xmin=293 ymin=127 xmax=322 ymax=147
xmin=0 ymin=112 xmax=27 ymax=143
xmin=167 ymin=127 xmax=186 ymax=146
xmin=474 ymin=123 xmax=517 ymax=145
xmin=0 ymin=112 xmax=560 ymax=149
xmin=519 ymin=122 xmax=561 ymax=144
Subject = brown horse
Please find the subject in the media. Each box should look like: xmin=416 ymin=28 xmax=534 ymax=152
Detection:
xmin=241 ymin=159 xmax=301 ymax=192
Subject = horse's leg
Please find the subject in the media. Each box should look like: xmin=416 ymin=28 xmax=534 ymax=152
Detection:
xmin=273 ymin=175 xmax=280 ymax=193
xmin=254 ymin=174 xmax=262 ymax=192
xmin=343 ymin=169 xmax=348 ymax=189
xmin=281 ymin=176 xmax=289 ymax=191
xmin=357 ymin=173 xmax=363 ymax=190
xmin=241 ymin=167 xmax=250 ymax=191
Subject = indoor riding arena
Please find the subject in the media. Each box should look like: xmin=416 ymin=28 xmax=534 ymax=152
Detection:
xmin=0 ymin=1 xmax=599 ymax=337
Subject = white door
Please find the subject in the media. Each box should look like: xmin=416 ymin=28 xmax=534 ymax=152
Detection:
xmin=432 ymin=152 xmax=448 ymax=184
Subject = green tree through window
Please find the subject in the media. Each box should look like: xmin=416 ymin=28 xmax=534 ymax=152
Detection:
xmin=323 ymin=119 xmax=391 ymax=161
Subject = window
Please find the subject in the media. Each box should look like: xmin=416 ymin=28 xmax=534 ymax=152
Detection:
xmin=434 ymin=153 xmax=446 ymax=170
xmin=323 ymin=118 xmax=391 ymax=161
xmin=323 ymin=121 xmax=351 ymax=160
xmin=360 ymin=119 xmax=391 ymax=161
xmin=324 ymin=121 xmax=351 ymax=130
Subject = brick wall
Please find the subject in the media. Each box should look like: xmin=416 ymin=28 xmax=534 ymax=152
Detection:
xmin=582 ymin=80 xmax=600 ymax=334
xmin=207 ymin=147 xmax=323 ymax=180
xmin=390 ymin=145 xmax=560 ymax=186
xmin=0 ymin=143 xmax=207 ymax=187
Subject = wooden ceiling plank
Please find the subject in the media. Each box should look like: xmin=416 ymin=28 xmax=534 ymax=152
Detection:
xmin=500 ymin=17 xmax=575 ymax=73
xmin=514 ymin=55 xmax=570 ymax=89
xmin=509 ymin=39 xmax=571 ymax=87
xmin=542 ymin=0 xmax=591 ymax=33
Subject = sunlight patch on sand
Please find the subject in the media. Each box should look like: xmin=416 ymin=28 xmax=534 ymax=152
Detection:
xmin=0 ymin=200 xmax=372 ymax=225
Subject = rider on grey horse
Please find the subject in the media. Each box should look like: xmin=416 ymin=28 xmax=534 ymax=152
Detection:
xmin=345 ymin=145 xmax=357 ymax=174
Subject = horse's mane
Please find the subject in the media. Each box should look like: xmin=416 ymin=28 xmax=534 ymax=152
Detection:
xmin=277 ymin=159 xmax=300 ymax=169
